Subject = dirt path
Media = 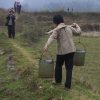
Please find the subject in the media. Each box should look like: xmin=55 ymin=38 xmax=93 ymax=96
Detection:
xmin=9 ymin=39 xmax=36 ymax=66
xmin=0 ymin=15 xmax=36 ymax=66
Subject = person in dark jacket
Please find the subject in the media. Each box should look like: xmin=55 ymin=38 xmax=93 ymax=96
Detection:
xmin=6 ymin=9 xmax=16 ymax=39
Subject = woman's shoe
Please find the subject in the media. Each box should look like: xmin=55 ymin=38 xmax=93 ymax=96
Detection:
xmin=64 ymin=87 xmax=71 ymax=91
xmin=52 ymin=81 xmax=61 ymax=85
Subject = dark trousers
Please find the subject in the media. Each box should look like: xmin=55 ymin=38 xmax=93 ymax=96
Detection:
xmin=55 ymin=52 xmax=75 ymax=88
xmin=8 ymin=25 xmax=15 ymax=38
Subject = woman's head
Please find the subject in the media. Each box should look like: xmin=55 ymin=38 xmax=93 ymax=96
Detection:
xmin=9 ymin=8 xmax=15 ymax=15
xmin=53 ymin=15 xmax=64 ymax=25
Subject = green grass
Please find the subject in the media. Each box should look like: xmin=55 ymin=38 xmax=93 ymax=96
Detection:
xmin=0 ymin=10 xmax=100 ymax=99
xmin=73 ymin=37 xmax=100 ymax=92
xmin=0 ymin=31 xmax=100 ymax=100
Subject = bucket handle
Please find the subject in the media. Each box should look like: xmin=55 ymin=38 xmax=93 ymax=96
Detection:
xmin=75 ymin=41 xmax=86 ymax=51
xmin=75 ymin=35 xmax=87 ymax=51
xmin=40 ymin=51 xmax=54 ymax=61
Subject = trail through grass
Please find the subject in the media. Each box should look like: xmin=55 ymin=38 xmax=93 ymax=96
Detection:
xmin=9 ymin=39 xmax=36 ymax=65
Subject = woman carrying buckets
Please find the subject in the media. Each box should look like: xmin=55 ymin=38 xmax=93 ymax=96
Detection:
xmin=43 ymin=15 xmax=81 ymax=90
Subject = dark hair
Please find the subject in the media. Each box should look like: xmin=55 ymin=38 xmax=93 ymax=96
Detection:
xmin=53 ymin=15 xmax=64 ymax=25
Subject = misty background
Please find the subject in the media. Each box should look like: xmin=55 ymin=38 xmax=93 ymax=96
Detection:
xmin=0 ymin=0 xmax=100 ymax=12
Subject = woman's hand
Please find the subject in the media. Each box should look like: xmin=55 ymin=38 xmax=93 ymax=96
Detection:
xmin=43 ymin=45 xmax=48 ymax=52
xmin=71 ymin=23 xmax=78 ymax=28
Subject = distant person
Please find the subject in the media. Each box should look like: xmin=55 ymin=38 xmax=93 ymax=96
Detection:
xmin=43 ymin=15 xmax=81 ymax=90
xmin=72 ymin=8 xmax=74 ymax=13
xmin=14 ymin=1 xmax=21 ymax=14
xmin=5 ymin=9 xmax=16 ymax=39
xmin=14 ymin=1 xmax=17 ymax=13
xmin=67 ymin=8 xmax=70 ymax=13
xmin=17 ymin=2 xmax=22 ymax=14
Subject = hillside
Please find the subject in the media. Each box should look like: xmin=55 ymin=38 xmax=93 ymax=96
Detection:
xmin=1 ymin=0 xmax=100 ymax=12
xmin=0 ymin=9 xmax=100 ymax=99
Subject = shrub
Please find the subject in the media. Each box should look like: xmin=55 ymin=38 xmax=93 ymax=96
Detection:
xmin=81 ymin=24 xmax=100 ymax=32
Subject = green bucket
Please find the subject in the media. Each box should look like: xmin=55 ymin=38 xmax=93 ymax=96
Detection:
xmin=39 ymin=53 xmax=54 ymax=78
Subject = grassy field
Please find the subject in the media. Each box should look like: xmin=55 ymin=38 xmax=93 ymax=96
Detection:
xmin=0 ymin=10 xmax=100 ymax=99
xmin=0 ymin=31 xmax=100 ymax=100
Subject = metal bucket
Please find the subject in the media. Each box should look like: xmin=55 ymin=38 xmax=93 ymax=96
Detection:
xmin=39 ymin=53 xmax=54 ymax=78
xmin=73 ymin=41 xmax=86 ymax=66
xmin=73 ymin=49 xmax=86 ymax=66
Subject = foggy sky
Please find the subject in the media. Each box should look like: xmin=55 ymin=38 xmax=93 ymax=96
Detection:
xmin=0 ymin=0 xmax=100 ymax=12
